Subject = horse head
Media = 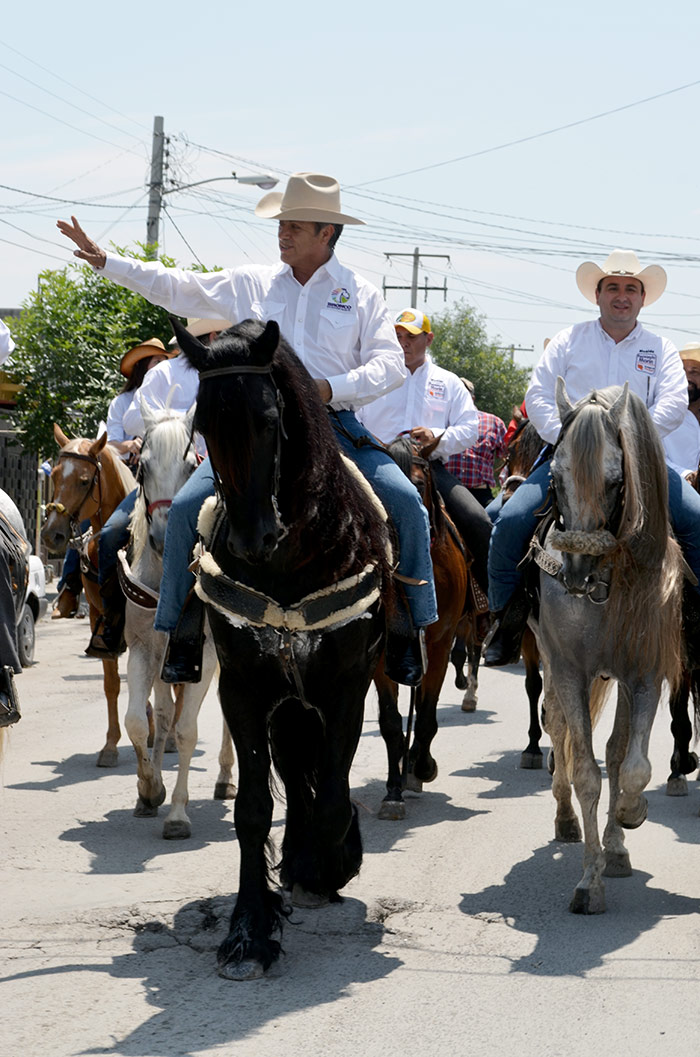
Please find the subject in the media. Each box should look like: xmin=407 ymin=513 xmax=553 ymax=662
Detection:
xmin=41 ymin=426 xmax=108 ymax=555
xmin=134 ymin=405 xmax=198 ymax=558
xmin=175 ymin=316 xmax=288 ymax=565
xmin=549 ymin=379 xmax=629 ymax=597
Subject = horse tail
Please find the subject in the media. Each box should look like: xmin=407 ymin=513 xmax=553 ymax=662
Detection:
xmin=691 ymin=669 xmax=700 ymax=742
xmin=561 ymin=676 xmax=614 ymax=780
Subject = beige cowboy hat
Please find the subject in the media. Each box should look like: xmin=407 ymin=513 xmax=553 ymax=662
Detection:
xmin=254 ymin=172 xmax=364 ymax=226
xmin=679 ymin=341 xmax=700 ymax=366
xmin=120 ymin=337 xmax=175 ymax=378
xmin=576 ymin=249 xmax=667 ymax=306
xmin=168 ymin=318 xmax=234 ymax=346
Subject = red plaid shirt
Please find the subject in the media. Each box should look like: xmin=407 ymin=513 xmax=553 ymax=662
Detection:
xmin=446 ymin=411 xmax=507 ymax=490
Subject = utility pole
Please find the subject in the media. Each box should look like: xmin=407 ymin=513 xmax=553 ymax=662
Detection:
xmin=146 ymin=115 xmax=165 ymax=256
xmin=495 ymin=344 xmax=535 ymax=362
xmin=383 ymin=247 xmax=450 ymax=306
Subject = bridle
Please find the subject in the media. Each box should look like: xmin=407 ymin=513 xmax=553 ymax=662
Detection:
xmin=198 ymin=361 xmax=288 ymax=537
xmin=45 ymin=449 xmax=104 ymax=540
xmin=136 ymin=425 xmax=197 ymax=526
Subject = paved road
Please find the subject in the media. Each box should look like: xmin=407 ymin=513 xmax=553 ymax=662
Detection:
xmin=2 ymin=596 xmax=699 ymax=1057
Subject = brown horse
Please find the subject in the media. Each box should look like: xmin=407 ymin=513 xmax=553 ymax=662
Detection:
xmin=42 ymin=425 xmax=136 ymax=767
xmin=375 ymin=436 xmax=469 ymax=820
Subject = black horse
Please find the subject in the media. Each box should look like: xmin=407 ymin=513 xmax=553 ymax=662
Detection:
xmin=175 ymin=317 xmax=391 ymax=980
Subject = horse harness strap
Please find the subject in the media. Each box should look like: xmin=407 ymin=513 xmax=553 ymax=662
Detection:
xmin=116 ymin=549 xmax=159 ymax=610
xmin=46 ymin=449 xmax=105 ymax=537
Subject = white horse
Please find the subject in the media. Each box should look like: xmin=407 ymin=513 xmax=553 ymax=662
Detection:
xmin=532 ymin=380 xmax=683 ymax=913
xmin=123 ymin=406 xmax=236 ymax=839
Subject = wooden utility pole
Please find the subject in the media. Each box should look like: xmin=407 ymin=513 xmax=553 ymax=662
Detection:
xmin=383 ymin=247 xmax=450 ymax=306
xmin=146 ymin=115 xmax=165 ymax=256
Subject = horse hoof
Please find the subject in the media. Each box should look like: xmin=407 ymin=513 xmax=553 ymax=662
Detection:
xmin=555 ymin=818 xmax=581 ymax=843
xmin=617 ymin=796 xmax=647 ymax=830
xmin=569 ymin=885 xmax=606 ymax=914
xmin=164 ymin=735 xmax=178 ymax=754
xmin=134 ymin=797 xmax=159 ymax=818
xmin=214 ymin=782 xmax=237 ymax=800
xmin=163 ymin=819 xmax=191 ymax=840
xmin=520 ymin=750 xmax=543 ymax=770
xmin=666 ymin=776 xmax=688 ymax=797
xmin=454 ymin=673 xmax=468 ymax=690
xmin=218 ymin=958 xmax=265 ymax=981
xmin=461 ymin=697 xmax=477 ymax=713
xmin=603 ymin=851 xmax=632 ymax=877
xmin=291 ymin=884 xmax=330 ymax=908
xmin=96 ymin=748 xmax=118 ymax=768
xmin=405 ymin=773 xmax=423 ymax=793
xmin=378 ymin=799 xmax=406 ymax=821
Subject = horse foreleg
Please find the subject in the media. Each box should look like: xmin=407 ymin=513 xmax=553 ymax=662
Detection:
xmin=375 ymin=665 xmax=406 ymax=819
xmin=545 ymin=680 xmax=580 ymax=844
xmin=450 ymin=621 xmax=468 ymax=691
xmin=615 ymin=679 xmax=658 ymax=831
xmin=125 ymin=641 xmax=167 ymax=815
xmin=520 ymin=629 xmax=543 ymax=769
xmin=461 ymin=638 xmax=482 ymax=713
xmin=667 ymin=671 xmax=697 ymax=796
xmin=97 ymin=655 xmax=121 ymax=768
xmin=602 ymin=684 xmax=632 ymax=877
xmin=408 ymin=642 xmax=452 ymax=788
xmin=214 ymin=716 xmax=237 ymax=801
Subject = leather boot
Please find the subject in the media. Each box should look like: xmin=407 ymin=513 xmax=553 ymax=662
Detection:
xmin=483 ymin=587 xmax=530 ymax=667
xmin=0 ymin=665 xmax=21 ymax=728
xmin=85 ymin=570 xmax=126 ymax=659
xmin=384 ymin=628 xmax=427 ymax=687
xmin=161 ymin=591 xmax=206 ymax=684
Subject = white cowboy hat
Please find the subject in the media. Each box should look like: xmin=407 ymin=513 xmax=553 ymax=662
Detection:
xmin=254 ymin=172 xmax=364 ymax=226
xmin=679 ymin=341 xmax=700 ymax=366
xmin=576 ymin=249 xmax=667 ymax=306
xmin=168 ymin=318 xmax=233 ymax=346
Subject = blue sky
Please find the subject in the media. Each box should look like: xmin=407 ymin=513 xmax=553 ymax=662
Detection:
xmin=3 ymin=0 xmax=700 ymax=368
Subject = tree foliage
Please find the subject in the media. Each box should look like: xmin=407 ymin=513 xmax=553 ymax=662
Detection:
xmin=430 ymin=301 xmax=530 ymax=425
xmin=3 ymin=246 xmax=188 ymax=458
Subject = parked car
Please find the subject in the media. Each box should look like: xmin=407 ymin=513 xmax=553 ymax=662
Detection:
xmin=16 ymin=554 xmax=47 ymax=668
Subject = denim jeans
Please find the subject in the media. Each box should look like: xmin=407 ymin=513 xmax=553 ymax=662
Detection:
xmin=487 ymin=458 xmax=700 ymax=611
xmin=97 ymin=491 xmax=137 ymax=586
xmin=154 ymin=411 xmax=439 ymax=633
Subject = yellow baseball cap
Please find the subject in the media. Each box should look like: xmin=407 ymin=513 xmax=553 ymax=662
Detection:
xmin=394 ymin=308 xmax=431 ymax=335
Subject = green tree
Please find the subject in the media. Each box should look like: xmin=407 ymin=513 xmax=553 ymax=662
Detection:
xmin=430 ymin=301 xmax=530 ymax=425
xmin=3 ymin=246 xmax=191 ymax=458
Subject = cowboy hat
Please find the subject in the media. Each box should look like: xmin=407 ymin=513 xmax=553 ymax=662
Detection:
xmin=576 ymin=249 xmax=667 ymax=306
xmin=254 ymin=172 xmax=364 ymax=226
xmin=679 ymin=341 xmax=700 ymax=366
xmin=120 ymin=337 xmax=174 ymax=378
xmin=168 ymin=318 xmax=234 ymax=346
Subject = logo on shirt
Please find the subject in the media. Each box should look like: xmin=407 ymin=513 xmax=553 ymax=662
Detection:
xmin=635 ymin=350 xmax=657 ymax=375
xmin=327 ymin=287 xmax=352 ymax=312
xmin=428 ymin=380 xmax=446 ymax=400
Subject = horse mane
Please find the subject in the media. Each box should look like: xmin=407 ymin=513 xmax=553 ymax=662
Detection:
xmin=563 ymin=386 xmax=682 ymax=685
xmin=387 ymin=435 xmax=447 ymax=539
xmin=507 ymin=419 xmax=543 ymax=478
xmin=63 ymin=435 xmax=136 ymax=496
xmin=195 ymin=320 xmax=392 ymax=583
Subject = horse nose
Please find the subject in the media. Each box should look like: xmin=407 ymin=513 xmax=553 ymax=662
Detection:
xmin=42 ymin=525 xmax=66 ymax=552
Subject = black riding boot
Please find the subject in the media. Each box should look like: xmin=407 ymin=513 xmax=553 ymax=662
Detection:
xmin=483 ymin=584 xmax=530 ymax=667
xmin=86 ymin=570 xmax=126 ymax=659
xmin=384 ymin=627 xmax=427 ymax=687
xmin=161 ymin=591 xmax=206 ymax=684
xmin=0 ymin=665 xmax=21 ymax=727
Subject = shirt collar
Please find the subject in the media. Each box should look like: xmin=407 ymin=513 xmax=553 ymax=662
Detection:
xmin=595 ymin=318 xmax=643 ymax=344
xmin=275 ymin=252 xmax=340 ymax=284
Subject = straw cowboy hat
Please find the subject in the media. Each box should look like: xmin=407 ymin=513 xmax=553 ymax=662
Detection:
xmin=168 ymin=318 xmax=234 ymax=346
xmin=576 ymin=249 xmax=667 ymax=306
xmin=679 ymin=341 xmax=700 ymax=366
xmin=120 ymin=337 xmax=174 ymax=378
xmin=254 ymin=172 xmax=364 ymax=226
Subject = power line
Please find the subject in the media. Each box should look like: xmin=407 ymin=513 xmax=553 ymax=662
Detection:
xmin=355 ymin=78 xmax=700 ymax=186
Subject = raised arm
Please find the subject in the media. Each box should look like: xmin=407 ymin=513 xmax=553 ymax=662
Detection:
xmin=56 ymin=216 xmax=107 ymax=270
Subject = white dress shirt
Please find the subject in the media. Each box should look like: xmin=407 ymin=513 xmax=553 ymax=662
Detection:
xmin=121 ymin=354 xmax=199 ymax=438
xmin=0 ymin=319 xmax=15 ymax=365
xmin=358 ymin=355 xmax=479 ymax=461
xmin=99 ymin=252 xmax=405 ymax=411
xmin=663 ymin=409 xmax=700 ymax=479
xmin=106 ymin=391 xmax=135 ymax=456
xmin=527 ymin=319 xmax=686 ymax=444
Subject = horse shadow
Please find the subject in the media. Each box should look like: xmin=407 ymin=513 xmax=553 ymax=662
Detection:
xmin=2 ymin=896 xmax=401 ymax=1056
xmin=644 ymin=781 xmax=700 ymax=847
xmin=6 ymin=744 xmax=208 ymax=794
xmin=452 ymin=748 xmax=553 ymax=801
xmin=459 ymin=841 xmax=699 ymax=976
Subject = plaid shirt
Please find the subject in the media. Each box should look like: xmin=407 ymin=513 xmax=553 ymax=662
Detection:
xmin=446 ymin=411 xmax=507 ymax=490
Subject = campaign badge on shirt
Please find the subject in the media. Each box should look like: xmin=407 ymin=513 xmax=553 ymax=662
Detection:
xmin=635 ymin=350 xmax=657 ymax=375
xmin=326 ymin=287 xmax=352 ymax=313
xmin=428 ymin=379 xmax=446 ymax=400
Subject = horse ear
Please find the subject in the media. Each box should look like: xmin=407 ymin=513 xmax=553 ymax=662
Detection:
xmin=170 ymin=315 xmax=209 ymax=371
xmin=139 ymin=392 xmax=158 ymax=432
xmin=252 ymin=320 xmax=280 ymax=365
xmin=513 ymin=405 xmax=523 ymax=423
xmin=53 ymin=423 xmax=70 ymax=449
xmin=555 ymin=375 xmax=573 ymax=422
xmin=609 ymin=381 xmax=629 ymax=432
xmin=89 ymin=432 xmax=108 ymax=459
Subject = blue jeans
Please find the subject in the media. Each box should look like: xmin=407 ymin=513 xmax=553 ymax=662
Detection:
xmin=97 ymin=491 xmax=137 ymax=586
xmin=487 ymin=459 xmax=700 ymax=611
xmin=154 ymin=412 xmax=438 ymax=633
